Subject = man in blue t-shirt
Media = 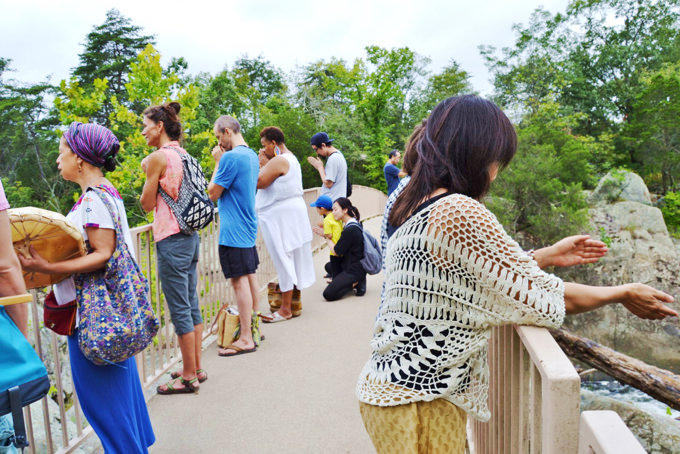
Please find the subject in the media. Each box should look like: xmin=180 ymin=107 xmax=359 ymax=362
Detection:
xmin=208 ymin=115 xmax=261 ymax=357
xmin=383 ymin=149 xmax=405 ymax=196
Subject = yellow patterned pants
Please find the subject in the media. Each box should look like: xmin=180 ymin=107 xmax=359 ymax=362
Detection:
xmin=359 ymin=399 xmax=467 ymax=454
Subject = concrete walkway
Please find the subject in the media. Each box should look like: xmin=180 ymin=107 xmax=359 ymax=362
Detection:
xmin=147 ymin=217 xmax=383 ymax=454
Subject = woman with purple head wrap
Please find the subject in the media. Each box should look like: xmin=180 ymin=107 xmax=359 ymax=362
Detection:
xmin=62 ymin=121 xmax=120 ymax=171
xmin=19 ymin=122 xmax=156 ymax=452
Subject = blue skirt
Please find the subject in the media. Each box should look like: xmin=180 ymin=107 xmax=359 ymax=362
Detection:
xmin=68 ymin=332 xmax=155 ymax=453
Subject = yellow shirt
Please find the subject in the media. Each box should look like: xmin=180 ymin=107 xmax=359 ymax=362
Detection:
xmin=323 ymin=213 xmax=343 ymax=256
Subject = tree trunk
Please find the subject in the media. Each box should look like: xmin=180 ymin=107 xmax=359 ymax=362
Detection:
xmin=550 ymin=328 xmax=680 ymax=411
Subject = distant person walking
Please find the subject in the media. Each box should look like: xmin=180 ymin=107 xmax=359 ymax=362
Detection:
xmin=21 ymin=122 xmax=155 ymax=452
xmin=140 ymin=102 xmax=206 ymax=394
xmin=255 ymin=127 xmax=315 ymax=323
xmin=307 ymin=132 xmax=348 ymax=201
xmin=208 ymin=115 xmax=261 ymax=356
xmin=383 ymin=150 xmax=405 ymax=196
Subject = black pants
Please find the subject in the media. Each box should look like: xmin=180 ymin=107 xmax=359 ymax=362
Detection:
xmin=324 ymin=255 xmax=343 ymax=279
xmin=323 ymin=271 xmax=366 ymax=301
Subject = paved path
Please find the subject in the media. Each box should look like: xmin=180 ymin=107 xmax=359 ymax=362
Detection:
xmin=147 ymin=218 xmax=383 ymax=454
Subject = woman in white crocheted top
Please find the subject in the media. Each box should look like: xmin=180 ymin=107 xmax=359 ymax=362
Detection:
xmin=356 ymin=95 xmax=678 ymax=454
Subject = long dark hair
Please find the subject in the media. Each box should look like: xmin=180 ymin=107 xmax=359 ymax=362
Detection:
xmin=389 ymin=95 xmax=517 ymax=227
xmin=402 ymin=119 xmax=426 ymax=176
xmin=335 ymin=197 xmax=361 ymax=224
xmin=143 ymin=102 xmax=183 ymax=141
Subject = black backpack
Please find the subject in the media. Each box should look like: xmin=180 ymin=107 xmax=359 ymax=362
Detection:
xmin=346 ymin=173 xmax=352 ymax=197
xmin=159 ymin=147 xmax=214 ymax=234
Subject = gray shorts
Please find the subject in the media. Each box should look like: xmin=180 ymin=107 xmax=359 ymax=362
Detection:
xmin=157 ymin=232 xmax=202 ymax=335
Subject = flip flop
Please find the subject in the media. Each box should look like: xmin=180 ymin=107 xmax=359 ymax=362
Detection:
xmin=261 ymin=311 xmax=292 ymax=323
xmin=218 ymin=344 xmax=257 ymax=357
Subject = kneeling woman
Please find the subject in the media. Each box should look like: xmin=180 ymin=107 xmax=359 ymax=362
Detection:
xmin=322 ymin=198 xmax=367 ymax=300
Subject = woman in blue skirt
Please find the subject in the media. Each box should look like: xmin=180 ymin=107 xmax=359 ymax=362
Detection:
xmin=20 ymin=122 xmax=155 ymax=453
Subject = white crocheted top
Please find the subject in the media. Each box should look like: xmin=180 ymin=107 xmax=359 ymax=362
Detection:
xmin=356 ymin=193 xmax=565 ymax=421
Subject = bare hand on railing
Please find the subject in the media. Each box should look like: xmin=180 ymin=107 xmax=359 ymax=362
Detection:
xmin=621 ymin=283 xmax=677 ymax=320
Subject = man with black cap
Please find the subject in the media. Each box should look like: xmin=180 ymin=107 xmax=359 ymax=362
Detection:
xmin=307 ymin=132 xmax=348 ymax=202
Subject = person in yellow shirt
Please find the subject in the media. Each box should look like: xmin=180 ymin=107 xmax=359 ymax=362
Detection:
xmin=311 ymin=195 xmax=343 ymax=280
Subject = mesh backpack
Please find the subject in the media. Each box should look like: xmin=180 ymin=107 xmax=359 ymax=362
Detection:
xmin=349 ymin=223 xmax=382 ymax=275
xmin=159 ymin=147 xmax=214 ymax=234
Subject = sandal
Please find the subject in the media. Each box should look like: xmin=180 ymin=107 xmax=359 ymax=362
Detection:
xmin=170 ymin=368 xmax=208 ymax=383
xmin=156 ymin=376 xmax=199 ymax=395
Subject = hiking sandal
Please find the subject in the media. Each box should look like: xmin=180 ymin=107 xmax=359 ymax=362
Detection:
xmin=157 ymin=376 xmax=199 ymax=395
xmin=170 ymin=368 xmax=208 ymax=383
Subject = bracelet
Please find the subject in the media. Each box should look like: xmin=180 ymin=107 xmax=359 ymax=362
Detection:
xmin=527 ymin=249 xmax=535 ymax=259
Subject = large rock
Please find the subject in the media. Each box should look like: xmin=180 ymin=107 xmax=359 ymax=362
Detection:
xmin=581 ymin=389 xmax=680 ymax=453
xmin=589 ymin=169 xmax=652 ymax=205
xmin=556 ymin=172 xmax=680 ymax=373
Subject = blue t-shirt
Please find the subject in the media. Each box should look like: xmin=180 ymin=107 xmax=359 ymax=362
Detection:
xmin=213 ymin=145 xmax=259 ymax=247
xmin=384 ymin=163 xmax=400 ymax=196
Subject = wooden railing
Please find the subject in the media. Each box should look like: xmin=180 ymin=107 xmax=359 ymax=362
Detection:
xmin=16 ymin=185 xmax=386 ymax=453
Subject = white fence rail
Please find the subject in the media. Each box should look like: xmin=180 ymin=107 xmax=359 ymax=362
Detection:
xmin=468 ymin=324 xmax=643 ymax=454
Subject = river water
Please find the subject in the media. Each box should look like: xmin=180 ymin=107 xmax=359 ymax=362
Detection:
xmin=584 ymin=380 xmax=680 ymax=419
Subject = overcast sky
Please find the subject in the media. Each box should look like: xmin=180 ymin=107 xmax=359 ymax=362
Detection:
xmin=1 ymin=0 xmax=570 ymax=96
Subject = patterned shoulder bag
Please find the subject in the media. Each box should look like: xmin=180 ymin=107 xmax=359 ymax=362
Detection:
xmin=74 ymin=186 xmax=159 ymax=365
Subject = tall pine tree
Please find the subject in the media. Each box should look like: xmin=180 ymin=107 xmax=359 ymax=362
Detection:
xmin=72 ymin=9 xmax=154 ymax=124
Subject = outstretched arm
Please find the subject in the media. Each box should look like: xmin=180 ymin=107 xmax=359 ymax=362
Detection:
xmin=533 ymin=235 xmax=608 ymax=268
xmin=564 ymin=282 xmax=677 ymax=319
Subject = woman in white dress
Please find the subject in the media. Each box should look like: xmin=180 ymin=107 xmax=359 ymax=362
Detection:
xmin=256 ymin=127 xmax=315 ymax=323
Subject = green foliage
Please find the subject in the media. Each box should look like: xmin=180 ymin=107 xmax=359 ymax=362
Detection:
xmin=488 ymin=103 xmax=592 ymax=243
xmin=623 ymin=62 xmax=680 ymax=194
xmin=660 ymin=192 xmax=680 ymax=236
xmin=72 ymin=9 xmax=155 ymax=124
xmin=599 ymin=227 xmax=612 ymax=248
xmin=484 ymin=0 xmax=680 ymax=135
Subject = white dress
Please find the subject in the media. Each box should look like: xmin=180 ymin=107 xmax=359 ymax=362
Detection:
xmin=256 ymin=153 xmax=315 ymax=292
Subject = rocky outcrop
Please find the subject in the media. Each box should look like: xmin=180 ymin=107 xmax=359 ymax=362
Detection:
xmin=581 ymin=389 xmax=680 ymax=453
xmin=588 ymin=169 xmax=652 ymax=205
xmin=556 ymin=170 xmax=680 ymax=373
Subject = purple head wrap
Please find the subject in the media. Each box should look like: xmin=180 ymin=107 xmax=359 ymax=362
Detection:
xmin=63 ymin=122 xmax=120 ymax=167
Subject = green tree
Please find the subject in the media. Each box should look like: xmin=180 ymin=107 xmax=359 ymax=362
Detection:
xmin=483 ymin=0 xmax=680 ymax=136
xmin=488 ymin=101 xmax=593 ymax=243
xmin=56 ymin=45 xmax=199 ymax=224
xmin=410 ymin=59 xmax=474 ymax=123
xmin=72 ymin=9 xmax=155 ymax=124
xmin=623 ymin=63 xmax=680 ymax=193
xmin=0 ymin=58 xmax=66 ymax=211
